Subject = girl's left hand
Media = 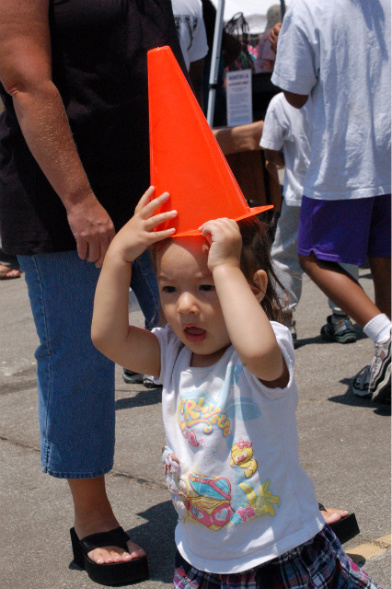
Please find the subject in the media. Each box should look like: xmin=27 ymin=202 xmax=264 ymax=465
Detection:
xmin=200 ymin=218 xmax=242 ymax=272
xmin=112 ymin=186 xmax=177 ymax=263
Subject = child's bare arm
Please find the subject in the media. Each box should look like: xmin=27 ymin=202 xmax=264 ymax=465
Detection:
xmin=91 ymin=187 xmax=177 ymax=376
xmin=200 ymin=218 xmax=288 ymax=386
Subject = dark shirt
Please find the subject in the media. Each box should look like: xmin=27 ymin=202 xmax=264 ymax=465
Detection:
xmin=0 ymin=0 xmax=186 ymax=255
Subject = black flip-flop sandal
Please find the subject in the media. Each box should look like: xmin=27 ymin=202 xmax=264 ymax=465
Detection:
xmin=318 ymin=503 xmax=360 ymax=545
xmin=70 ymin=526 xmax=149 ymax=586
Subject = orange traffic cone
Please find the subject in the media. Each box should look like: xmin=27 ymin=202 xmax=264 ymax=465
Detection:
xmin=148 ymin=46 xmax=273 ymax=237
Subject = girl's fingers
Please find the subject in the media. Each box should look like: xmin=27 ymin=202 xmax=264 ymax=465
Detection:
xmin=149 ymin=228 xmax=176 ymax=242
xmin=138 ymin=190 xmax=171 ymax=218
xmin=145 ymin=209 xmax=177 ymax=230
xmin=134 ymin=186 xmax=155 ymax=213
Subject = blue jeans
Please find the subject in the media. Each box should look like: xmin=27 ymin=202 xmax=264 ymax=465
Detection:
xmin=18 ymin=249 xmax=159 ymax=478
xmin=131 ymin=249 xmax=159 ymax=329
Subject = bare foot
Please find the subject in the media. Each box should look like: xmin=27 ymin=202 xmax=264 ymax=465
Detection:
xmin=86 ymin=539 xmax=146 ymax=565
xmin=73 ymin=524 xmax=146 ymax=564
xmin=69 ymin=477 xmax=146 ymax=565
xmin=0 ymin=263 xmax=21 ymax=279
xmin=320 ymin=506 xmax=349 ymax=525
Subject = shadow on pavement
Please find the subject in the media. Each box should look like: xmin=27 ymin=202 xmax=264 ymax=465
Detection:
xmin=328 ymin=378 xmax=391 ymax=416
xmin=295 ymin=325 xmax=366 ymax=350
xmin=115 ymin=387 xmax=163 ymax=411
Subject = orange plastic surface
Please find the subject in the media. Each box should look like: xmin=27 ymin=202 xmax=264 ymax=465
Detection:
xmin=148 ymin=46 xmax=273 ymax=236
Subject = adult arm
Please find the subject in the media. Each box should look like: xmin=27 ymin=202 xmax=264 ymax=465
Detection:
xmin=269 ymin=22 xmax=282 ymax=54
xmin=271 ymin=2 xmax=317 ymax=104
xmin=0 ymin=0 xmax=115 ymax=267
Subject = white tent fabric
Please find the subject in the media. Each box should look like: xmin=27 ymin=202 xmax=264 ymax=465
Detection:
xmin=206 ymin=0 xmax=288 ymax=124
xmin=209 ymin=0 xmax=288 ymax=34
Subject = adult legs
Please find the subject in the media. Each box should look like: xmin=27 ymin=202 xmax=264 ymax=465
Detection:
xmin=327 ymin=263 xmax=358 ymax=313
xmin=68 ymin=477 xmax=145 ymax=563
xmin=297 ymin=194 xmax=391 ymax=329
xmin=369 ymin=256 xmax=391 ymax=318
xmin=18 ymin=251 xmax=145 ymax=565
xmin=0 ymin=244 xmax=21 ymax=278
xmin=298 ymin=194 xmax=391 ymax=400
xmin=271 ymin=202 xmax=356 ymax=343
xmin=298 ymin=253 xmax=381 ymax=328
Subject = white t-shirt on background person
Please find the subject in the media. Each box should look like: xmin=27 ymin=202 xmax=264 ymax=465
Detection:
xmin=272 ymin=0 xmax=391 ymax=201
xmin=171 ymin=0 xmax=208 ymax=70
xmin=260 ymin=92 xmax=312 ymax=206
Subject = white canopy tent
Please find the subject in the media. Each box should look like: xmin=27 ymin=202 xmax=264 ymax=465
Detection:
xmin=206 ymin=0 xmax=288 ymax=125
xmin=209 ymin=0 xmax=288 ymax=34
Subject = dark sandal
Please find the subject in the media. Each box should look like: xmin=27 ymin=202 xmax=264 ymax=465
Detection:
xmin=70 ymin=526 xmax=149 ymax=586
xmin=318 ymin=503 xmax=360 ymax=545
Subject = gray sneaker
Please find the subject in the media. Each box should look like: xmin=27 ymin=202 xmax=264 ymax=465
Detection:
xmin=123 ymin=368 xmax=144 ymax=384
xmin=369 ymin=336 xmax=391 ymax=403
xmin=321 ymin=314 xmax=357 ymax=344
xmin=352 ymin=336 xmax=391 ymax=403
xmin=123 ymin=369 xmax=160 ymax=388
xmin=352 ymin=365 xmax=371 ymax=397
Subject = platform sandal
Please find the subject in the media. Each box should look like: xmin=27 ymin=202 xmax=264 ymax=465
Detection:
xmin=70 ymin=526 xmax=149 ymax=586
xmin=318 ymin=503 xmax=360 ymax=545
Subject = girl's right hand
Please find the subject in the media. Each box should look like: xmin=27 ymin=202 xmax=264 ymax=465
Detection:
xmin=111 ymin=186 xmax=177 ymax=263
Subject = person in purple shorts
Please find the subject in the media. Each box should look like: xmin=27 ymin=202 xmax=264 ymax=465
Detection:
xmin=272 ymin=0 xmax=391 ymax=403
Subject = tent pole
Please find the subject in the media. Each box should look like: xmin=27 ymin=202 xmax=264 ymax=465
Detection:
xmin=207 ymin=0 xmax=225 ymax=127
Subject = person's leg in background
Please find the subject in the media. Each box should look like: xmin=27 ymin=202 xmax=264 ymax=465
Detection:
xmin=123 ymin=249 xmax=161 ymax=387
xmin=321 ymin=263 xmax=359 ymax=344
xmin=17 ymin=251 xmax=148 ymax=572
xmin=271 ymin=201 xmax=358 ymax=346
xmin=0 ymin=243 xmax=21 ymax=279
xmin=270 ymin=200 xmax=302 ymax=345
xmin=298 ymin=195 xmax=391 ymax=403
xmin=131 ymin=249 xmax=160 ymax=330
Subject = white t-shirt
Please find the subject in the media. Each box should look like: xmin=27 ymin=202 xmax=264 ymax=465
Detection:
xmin=260 ymin=93 xmax=312 ymax=206
xmin=171 ymin=0 xmax=208 ymax=71
xmin=154 ymin=322 xmax=324 ymax=574
xmin=271 ymin=0 xmax=391 ymax=201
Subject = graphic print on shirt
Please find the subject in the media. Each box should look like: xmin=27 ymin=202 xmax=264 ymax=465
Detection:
xmin=187 ymin=473 xmax=234 ymax=530
xmin=174 ymin=15 xmax=199 ymax=51
xmin=172 ymin=364 xmax=280 ymax=529
xmin=231 ymin=479 xmax=280 ymax=525
xmin=230 ymin=439 xmax=258 ymax=478
xmin=177 ymin=365 xmax=258 ymax=448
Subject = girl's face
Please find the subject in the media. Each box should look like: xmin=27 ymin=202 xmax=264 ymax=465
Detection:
xmin=156 ymin=238 xmax=231 ymax=368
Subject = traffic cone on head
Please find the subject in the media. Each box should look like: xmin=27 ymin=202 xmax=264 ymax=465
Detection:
xmin=148 ymin=45 xmax=273 ymax=237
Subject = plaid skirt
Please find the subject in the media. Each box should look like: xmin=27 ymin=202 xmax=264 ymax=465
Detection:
xmin=173 ymin=525 xmax=381 ymax=589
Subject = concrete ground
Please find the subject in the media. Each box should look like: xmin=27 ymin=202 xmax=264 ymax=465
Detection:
xmin=0 ymin=267 xmax=390 ymax=589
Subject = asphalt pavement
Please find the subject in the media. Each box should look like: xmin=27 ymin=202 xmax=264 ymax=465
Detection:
xmin=0 ymin=267 xmax=390 ymax=589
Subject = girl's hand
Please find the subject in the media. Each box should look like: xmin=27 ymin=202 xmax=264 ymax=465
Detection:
xmin=112 ymin=186 xmax=177 ymax=263
xmin=199 ymin=218 xmax=242 ymax=272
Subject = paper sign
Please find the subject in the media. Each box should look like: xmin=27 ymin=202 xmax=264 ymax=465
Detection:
xmin=226 ymin=69 xmax=253 ymax=126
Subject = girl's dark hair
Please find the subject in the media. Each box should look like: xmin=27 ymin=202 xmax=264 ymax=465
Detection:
xmin=151 ymin=215 xmax=285 ymax=323
xmin=238 ymin=216 xmax=284 ymax=322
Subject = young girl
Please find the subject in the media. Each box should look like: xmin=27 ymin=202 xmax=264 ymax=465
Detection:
xmin=92 ymin=187 xmax=380 ymax=589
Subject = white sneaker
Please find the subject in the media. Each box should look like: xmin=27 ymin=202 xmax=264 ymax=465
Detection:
xmin=352 ymin=336 xmax=391 ymax=403
xmin=369 ymin=336 xmax=391 ymax=403
xmin=352 ymin=365 xmax=371 ymax=397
